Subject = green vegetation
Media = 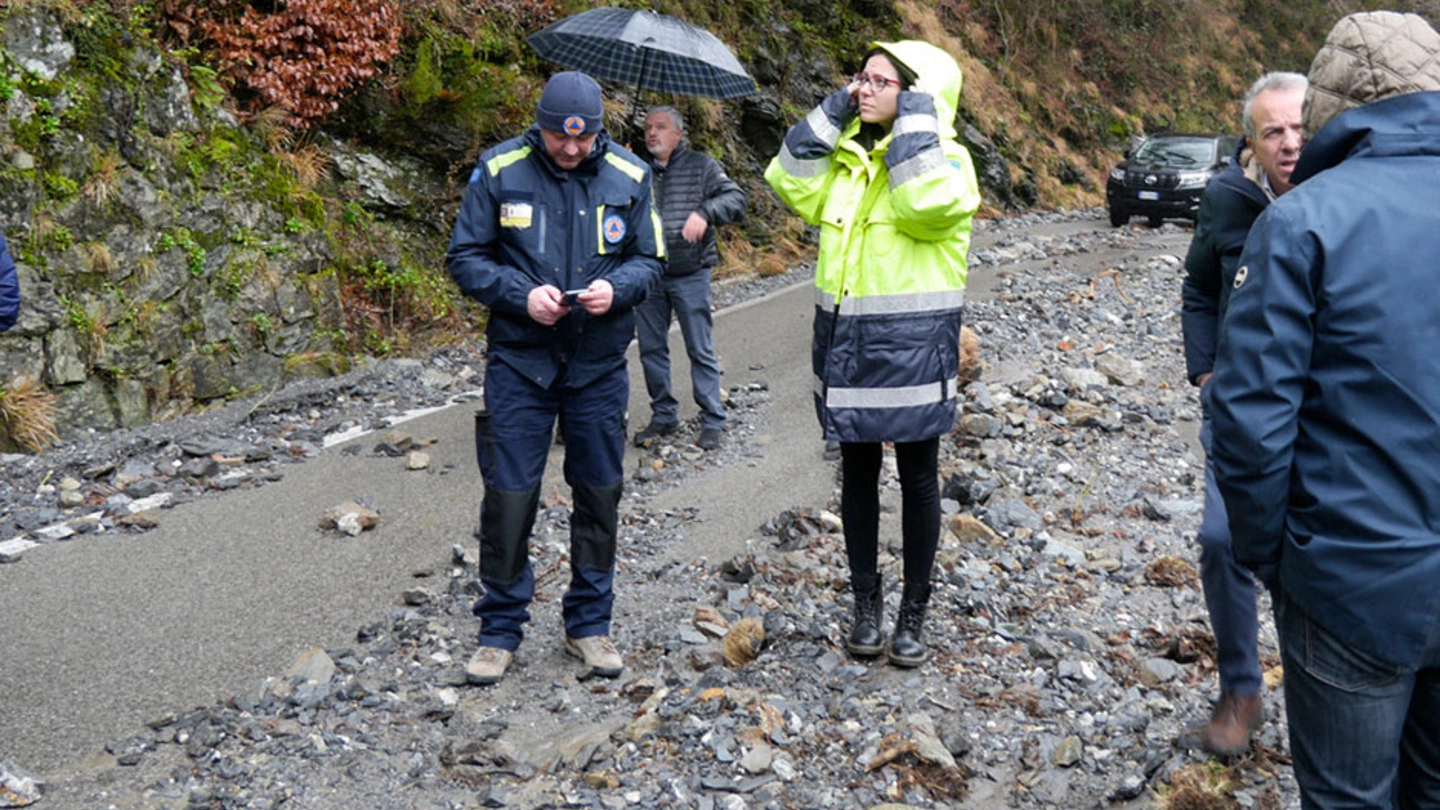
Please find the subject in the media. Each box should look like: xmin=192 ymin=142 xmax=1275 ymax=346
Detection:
xmin=0 ymin=0 xmax=1433 ymax=439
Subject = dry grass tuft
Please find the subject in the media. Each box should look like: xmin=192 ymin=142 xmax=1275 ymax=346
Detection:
xmin=252 ymin=105 xmax=300 ymax=152
xmin=1154 ymin=761 xmax=1239 ymax=810
xmin=276 ymin=144 xmax=331 ymax=192
xmin=721 ymin=618 xmax=765 ymax=667
xmin=1145 ymin=555 xmax=1199 ymax=589
xmin=83 ymin=150 xmax=125 ymax=205
xmin=0 ymin=376 xmax=59 ymax=453
xmin=83 ymin=241 xmax=117 ymax=275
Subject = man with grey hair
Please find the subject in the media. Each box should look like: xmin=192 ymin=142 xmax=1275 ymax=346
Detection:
xmin=1180 ymin=69 xmax=1306 ymax=756
xmin=632 ymin=105 xmax=746 ymax=451
xmin=1207 ymin=11 xmax=1440 ymax=807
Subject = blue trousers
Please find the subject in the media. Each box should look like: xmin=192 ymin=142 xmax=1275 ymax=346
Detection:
xmin=1199 ymin=417 xmax=1263 ymax=695
xmin=472 ymin=360 xmax=628 ymax=651
xmin=1279 ymin=592 xmax=1440 ymax=810
xmin=635 ymin=269 xmax=725 ymax=431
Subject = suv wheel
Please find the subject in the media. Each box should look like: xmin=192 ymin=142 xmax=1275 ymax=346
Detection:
xmin=1109 ymin=208 xmax=1128 ymax=228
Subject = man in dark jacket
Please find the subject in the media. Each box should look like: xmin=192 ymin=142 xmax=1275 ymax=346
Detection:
xmin=446 ymin=71 xmax=664 ymax=686
xmin=0 ymin=231 xmax=20 ymax=333
xmin=1179 ymin=70 xmax=1305 ymax=757
xmin=1207 ymin=12 xmax=1440 ymax=807
xmin=631 ymin=106 xmax=746 ymax=451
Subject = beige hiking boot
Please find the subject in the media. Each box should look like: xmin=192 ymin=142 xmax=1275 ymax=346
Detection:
xmin=564 ymin=635 xmax=623 ymax=678
xmin=465 ymin=646 xmax=513 ymax=685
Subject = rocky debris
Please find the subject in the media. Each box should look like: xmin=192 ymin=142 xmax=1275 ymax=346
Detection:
xmin=319 ymin=500 xmax=381 ymax=536
xmin=0 ymin=760 xmax=42 ymax=808
xmin=7 ymin=213 xmax=1304 ymax=810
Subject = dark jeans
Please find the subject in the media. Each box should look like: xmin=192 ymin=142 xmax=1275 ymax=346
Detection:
xmin=1199 ymin=417 xmax=1263 ymax=695
xmin=473 ymin=361 xmax=628 ymax=650
xmin=635 ymin=269 xmax=725 ymax=431
xmin=839 ymin=439 xmax=940 ymax=586
xmin=1279 ymin=592 xmax=1440 ymax=809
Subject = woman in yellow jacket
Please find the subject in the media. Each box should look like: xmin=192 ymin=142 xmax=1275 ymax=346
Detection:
xmin=766 ymin=40 xmax=980 ymax=666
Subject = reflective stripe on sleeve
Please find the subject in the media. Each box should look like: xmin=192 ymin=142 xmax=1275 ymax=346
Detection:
xmin=777 ymin=143 xmax=831 ymax=178
xmin=807 ymin=105 xmax=843 ymax=149
xmin=888 ymin=148 xmax=947 ymax=189
xmin=891 ymin=111 xmax=938 ymax=138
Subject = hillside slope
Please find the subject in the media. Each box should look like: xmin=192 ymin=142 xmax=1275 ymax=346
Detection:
xmin=0 ymin=0 xmax=1434 ymax=442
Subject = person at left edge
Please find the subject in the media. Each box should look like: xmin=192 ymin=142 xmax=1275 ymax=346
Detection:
xmin=445 ymin=71 xmax=665 ymax=686
xmin=0 ymin=230 xmax=20 ymax=333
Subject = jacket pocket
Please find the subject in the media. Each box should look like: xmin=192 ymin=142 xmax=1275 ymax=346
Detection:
xmin=498 ymin=191 xmax=544 ymax=259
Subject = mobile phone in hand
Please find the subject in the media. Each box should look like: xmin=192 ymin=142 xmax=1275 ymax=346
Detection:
xmin=563 ymin=288 xmax=588 ymax=305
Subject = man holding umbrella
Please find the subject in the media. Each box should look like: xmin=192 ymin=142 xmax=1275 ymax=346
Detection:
xmin=447 ymin=71 xmax=664 ymax=685
xmin=632 ymin=106 xmax=746 ymax=450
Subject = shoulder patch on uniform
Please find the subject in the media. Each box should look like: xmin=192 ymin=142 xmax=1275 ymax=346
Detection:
xmin=1233 ymin=265 xmax=1249 ymax=289
xmin=603 ymin=214 xmax=626 ymax=243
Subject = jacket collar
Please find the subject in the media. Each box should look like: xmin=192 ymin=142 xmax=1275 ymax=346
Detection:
xmin=1293 ymin=90 xmax=1440 ymax=185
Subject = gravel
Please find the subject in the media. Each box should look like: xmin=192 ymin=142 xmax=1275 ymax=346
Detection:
xmin=2 ymin=210 xmax=1299 ymax=810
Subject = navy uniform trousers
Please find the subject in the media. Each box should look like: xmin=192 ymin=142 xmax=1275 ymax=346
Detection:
xmin=473 ymin=359 xmax=628 ymax=651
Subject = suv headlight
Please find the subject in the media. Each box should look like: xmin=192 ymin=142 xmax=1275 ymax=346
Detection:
xmin=1176 ymin=171 xmax=1210 ymax=189
xmin=1109 ymin=167 xmax=1125 ymax=182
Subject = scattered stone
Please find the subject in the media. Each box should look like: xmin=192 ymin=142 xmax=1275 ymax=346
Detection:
xmin=319 ymin=500 xmax=380 ymax=535
xmin=0 ymin=759 xmax=43 ymax=807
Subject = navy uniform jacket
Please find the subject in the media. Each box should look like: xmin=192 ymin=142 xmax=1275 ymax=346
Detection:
xmin=0 ymin=231 xmax=19 ymax=333
xmin=1206 ymin=90 xmax=1440 ymax=668
xmin=447 ymin=126 xmax=664 ymax=390
xmin=1180 ymin=141 xmax=1268 ymax=386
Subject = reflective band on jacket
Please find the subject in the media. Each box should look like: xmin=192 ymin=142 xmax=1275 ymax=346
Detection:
xmin=891 ymin=111 xmax=938 ymax=138
xmin=807 ymin=105 xmax=843 ymax=149
xmin=889 ymin=148 xmax=948 ymax=188
xmin=776 ymin=143 xmax=829 ymax=179
xmin=816 ymin=287 xmax=965 ymax=315
xmin=816 ymin=375 xmax=959 ymax=408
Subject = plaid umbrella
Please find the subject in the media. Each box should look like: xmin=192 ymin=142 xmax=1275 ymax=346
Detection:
xmin=528 ymin=8 xmax=757 ymax=100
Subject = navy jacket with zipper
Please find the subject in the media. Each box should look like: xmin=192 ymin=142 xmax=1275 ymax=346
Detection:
xmin=447 ymin=126 xmax=664 ymax=390
xmin=1180 ymin=140 xmax=1268 ymax=386
xmin=1206 ymin=91 xmax=1440 ymax=669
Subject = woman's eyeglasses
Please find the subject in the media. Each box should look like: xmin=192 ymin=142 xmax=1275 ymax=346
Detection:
xmin=852 ymin=73 xmax=900 ymax=92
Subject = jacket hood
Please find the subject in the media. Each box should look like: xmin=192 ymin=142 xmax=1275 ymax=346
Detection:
xmin=1304 ymin=11 xmax=1440 ymax=137
xmin=871 ymin=40 xmax=963 ymax=140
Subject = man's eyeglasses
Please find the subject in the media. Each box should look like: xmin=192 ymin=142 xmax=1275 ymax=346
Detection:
xmin=852 ymin=73 xmax=900 ymax=92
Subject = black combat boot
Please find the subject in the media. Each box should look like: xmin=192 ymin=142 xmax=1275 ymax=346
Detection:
xmin=845 ymin=573 xmax=884 ymax=657
xmin=887 ymin=581 xmax=931 ymax=667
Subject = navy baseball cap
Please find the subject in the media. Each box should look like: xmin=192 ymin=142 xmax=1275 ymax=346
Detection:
xmin=536 ymin=71 xmax=604 ymax=136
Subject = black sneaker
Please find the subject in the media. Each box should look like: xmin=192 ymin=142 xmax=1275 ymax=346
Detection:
xmin=697 ymin=427 xmax=722 ymax=450
xmin=633 ymin=420 xmax=678 ymax=446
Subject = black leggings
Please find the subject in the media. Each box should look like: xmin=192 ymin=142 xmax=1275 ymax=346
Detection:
xmin=839 ymin=438 xmax=941 ymax=585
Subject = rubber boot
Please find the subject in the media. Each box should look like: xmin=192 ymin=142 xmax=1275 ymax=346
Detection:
xmin=845 ymin=573 xmax=884 ymax=657
xmin=887 ymin=581 xmax=931 ymax=667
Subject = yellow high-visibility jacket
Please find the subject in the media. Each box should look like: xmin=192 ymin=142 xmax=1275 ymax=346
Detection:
xmin=766 ymin=40 xmax=981 ymax=442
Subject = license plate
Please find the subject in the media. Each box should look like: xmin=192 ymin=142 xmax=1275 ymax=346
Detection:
xmin=1137 ymin=191 xmax=1159 ymax=201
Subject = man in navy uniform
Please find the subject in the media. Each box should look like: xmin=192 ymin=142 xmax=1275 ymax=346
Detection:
xmin=447 ymin=71 xmax=664 ymax=685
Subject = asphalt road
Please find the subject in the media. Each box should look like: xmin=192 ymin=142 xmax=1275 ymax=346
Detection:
xmin=0 ymin=277 xmax=833 ymax=783
xmin=0 ymin=213 xmax=1201 ymax=793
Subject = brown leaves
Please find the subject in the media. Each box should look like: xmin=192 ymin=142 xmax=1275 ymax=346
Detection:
xmin=202 ymin=0 xmax=403 ymax=127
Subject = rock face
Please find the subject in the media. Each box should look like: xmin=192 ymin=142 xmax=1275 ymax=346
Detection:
xmin=0 ymin=10 xmax=447 ymax=443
